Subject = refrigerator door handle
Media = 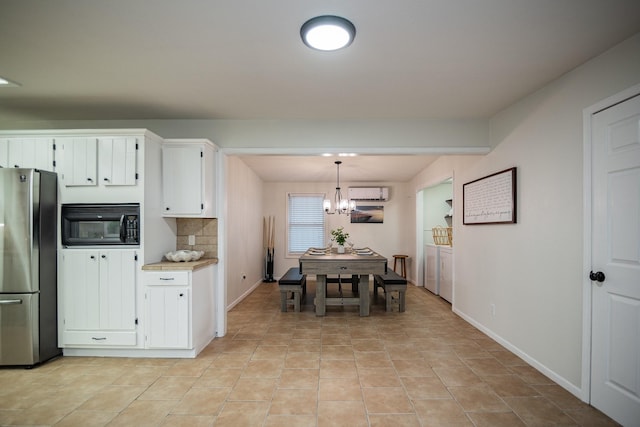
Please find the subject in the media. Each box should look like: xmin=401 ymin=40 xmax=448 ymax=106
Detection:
xmin=0 ymin=299 xmax=23 ymax=305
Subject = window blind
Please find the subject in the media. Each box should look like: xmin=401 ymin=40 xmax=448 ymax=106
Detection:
xmin=287 ymin=193 xmax=325 ymax=253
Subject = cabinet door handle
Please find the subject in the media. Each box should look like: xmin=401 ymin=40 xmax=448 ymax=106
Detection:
xmin=159 ymin=277 xmax=174 ymax=281
xmin=90 ymin=255 xmax=96 ymax=259
xmin=101 ymin=254 xmax=106 ymax=259
xmin=165 ymin=207 xmax=170 ymax=211
xmin=103 ymin=177 xmax=110 ymax=182
xmin=179 ymin=293 xmax=184 ymax=297
xmin=0 ymin=299 xmax=22 ymax=305
xmin=91 ymin=337 xmax=107 ymax=341
xmin=87 ymin=177 xmax=93 ymax=182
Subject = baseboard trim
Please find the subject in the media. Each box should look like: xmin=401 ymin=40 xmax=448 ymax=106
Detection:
xmin=453 ymin=307 xmax=584 ymax=401
xmin=226 ymin=279 xmax=263 ymax=311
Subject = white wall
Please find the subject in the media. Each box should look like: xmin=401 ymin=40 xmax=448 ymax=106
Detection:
xmin=224 ymin=156 xmax=264 ymax=308
xmin=411 ymin=33 xmax=640 ymax=397
xmin=263 ymin=180 xmax=415 ymax=281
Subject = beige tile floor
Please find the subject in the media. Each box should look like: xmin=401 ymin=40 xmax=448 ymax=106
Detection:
xmin=0 ymin=280 xmax=620 ymax=426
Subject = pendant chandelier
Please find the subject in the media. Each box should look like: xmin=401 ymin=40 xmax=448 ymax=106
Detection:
xmin=324 ymin=160 xmax=356 ymax=215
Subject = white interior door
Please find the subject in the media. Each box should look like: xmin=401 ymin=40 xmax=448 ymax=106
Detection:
xmin=590 ymin=93 xmax=640 ymax=426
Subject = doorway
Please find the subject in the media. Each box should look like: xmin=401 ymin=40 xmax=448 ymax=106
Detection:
xmin=415 ymin=175 xmax=453 ymax=294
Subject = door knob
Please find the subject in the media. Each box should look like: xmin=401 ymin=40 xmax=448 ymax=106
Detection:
xmin=589 ymin=271 xmax=605 ymax=282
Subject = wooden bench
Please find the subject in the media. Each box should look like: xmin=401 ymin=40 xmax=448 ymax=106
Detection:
xmin=279 ymin=267 xmax=307 ymax=312
xmin=374 ymin=270 xmax=407 ymax=312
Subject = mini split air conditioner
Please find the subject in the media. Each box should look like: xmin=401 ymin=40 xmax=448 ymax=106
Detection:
xmin=348 ymin=187 xmax=389 ymax=201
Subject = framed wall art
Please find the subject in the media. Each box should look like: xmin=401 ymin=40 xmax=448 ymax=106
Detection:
xmin=350 ymin=205 xmax=384 ymax=223
xmin=463 ymin=167 xmax=517 ymax=225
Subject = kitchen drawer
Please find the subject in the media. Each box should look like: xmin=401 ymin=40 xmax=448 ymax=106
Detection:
xmin=62 ymin=330 xmax=137 ymax=347
xmin=144 ymin=271 xmax=190 ymax=286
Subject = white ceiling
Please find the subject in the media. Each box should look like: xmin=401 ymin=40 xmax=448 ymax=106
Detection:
xmin=1 ymin=0 xmax=639 ymax=181
xmin=238 ymin=155 xmax=440 ymax=182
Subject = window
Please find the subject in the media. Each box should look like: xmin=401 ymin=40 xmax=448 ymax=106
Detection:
xmin=287 ymin=193 xmax=325 ymax=254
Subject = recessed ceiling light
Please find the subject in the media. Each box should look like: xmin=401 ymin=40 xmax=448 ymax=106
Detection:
xmin=300 ymin=15 xmax=356 ymax=51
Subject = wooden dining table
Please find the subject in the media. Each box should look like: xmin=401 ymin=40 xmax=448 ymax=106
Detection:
xmin=299 ymin=248 xmax=387 ymax=316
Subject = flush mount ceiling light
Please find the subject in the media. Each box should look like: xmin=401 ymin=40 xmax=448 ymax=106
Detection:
xmin=300 ymin=15 xmax=356 ymax=51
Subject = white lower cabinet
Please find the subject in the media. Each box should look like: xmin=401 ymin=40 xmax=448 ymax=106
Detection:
xmin=146 ymin=286 xmax=190 ymax=349
xmin=145 ymin=271 xmax=191 ymax=349
xmin=143 ymin=265 xmax=215 ymax=354
xmin=60 ymin=249 xmax=138 ymax=347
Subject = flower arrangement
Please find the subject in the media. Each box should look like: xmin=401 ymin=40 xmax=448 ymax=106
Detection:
xmin=330 ymin=226 xmax=349 ymax=246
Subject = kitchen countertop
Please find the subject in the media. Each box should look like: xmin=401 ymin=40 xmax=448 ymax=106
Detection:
xmin=142 ymin=258 xmax=218 ymax=271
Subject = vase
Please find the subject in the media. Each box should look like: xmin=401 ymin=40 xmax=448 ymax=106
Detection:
xmin=337 ymin=245 xmax=345 ymax=254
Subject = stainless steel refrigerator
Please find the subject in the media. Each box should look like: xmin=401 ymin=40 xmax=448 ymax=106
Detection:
xmin=0 ymin=168 xmax=61 ymax=366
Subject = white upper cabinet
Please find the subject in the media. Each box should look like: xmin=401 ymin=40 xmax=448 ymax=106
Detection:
xmin=0 ymin=137 xmax=55 ymax=171
xmin=58 ymin=136 xmax=139 ymax=187
xmin=162 ymin=139 xmax=216 ymax=218
xmin=99 ymin=137 xmax=138 ymax=186
xmin=58 ymin=137 xmax=98 ymax=186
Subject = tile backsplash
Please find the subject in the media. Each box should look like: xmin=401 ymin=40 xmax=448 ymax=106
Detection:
xmin=176 ymin=218 xmax=218 ymax=259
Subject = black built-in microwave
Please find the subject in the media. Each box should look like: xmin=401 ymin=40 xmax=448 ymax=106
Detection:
xmin=61 ymin=203 xmax=140 ymax=246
